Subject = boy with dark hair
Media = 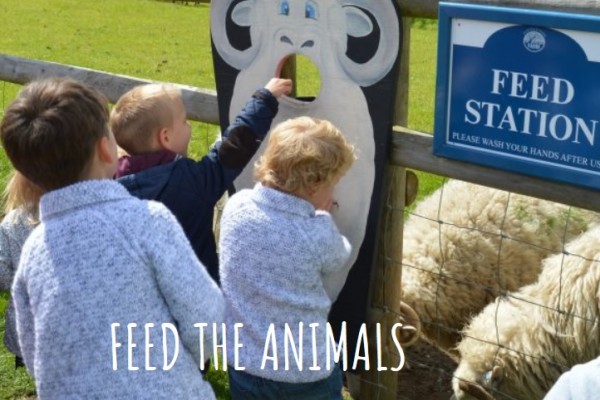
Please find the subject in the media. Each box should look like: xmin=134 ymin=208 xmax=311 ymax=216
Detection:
xmin=1 ymin=77 xmax=224 ymax=399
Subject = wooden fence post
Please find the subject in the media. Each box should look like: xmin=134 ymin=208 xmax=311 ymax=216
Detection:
xmin=361 ymin=14 xmax=412 ymax=400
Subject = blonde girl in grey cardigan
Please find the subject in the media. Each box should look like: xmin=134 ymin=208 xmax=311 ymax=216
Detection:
xmin=0 ymin=171 xmax=43 ymax=369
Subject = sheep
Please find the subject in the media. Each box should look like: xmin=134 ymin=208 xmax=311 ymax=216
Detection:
xmin=451 ymin=223 xmax=600 ymax=400
xmin=401 ymin=179 xmax=598 ymax=356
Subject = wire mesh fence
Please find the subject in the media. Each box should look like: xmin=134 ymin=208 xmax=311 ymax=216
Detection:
xmin=391 ymin=174 xmax=600 ymax=399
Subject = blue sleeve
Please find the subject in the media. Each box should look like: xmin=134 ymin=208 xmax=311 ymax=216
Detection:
xmin=212 ymin=89 xmax=279 ymax=177
xmin=188 ymin=89 xmax=279 ymax=204
xmin=224 ymin=88 xmax=278 ymax=141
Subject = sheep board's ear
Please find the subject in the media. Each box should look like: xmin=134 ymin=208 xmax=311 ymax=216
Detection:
xmin=231 ymin=1 xmax=252 ymax=27
xmin=345 ymin=6 xmax=373 ymax=38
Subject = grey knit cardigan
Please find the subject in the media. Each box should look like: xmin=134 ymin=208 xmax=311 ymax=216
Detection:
xmin=12 ymin=180 xmax=224 ymax=399
xmin=219 ymin=184 xmax=352 ymax=383
xmin=0 ymin=207 xmax=35 ymax=359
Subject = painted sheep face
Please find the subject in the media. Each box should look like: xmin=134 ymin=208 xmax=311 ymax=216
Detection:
xmin=211 ymin=0 xmax=401 ymax=88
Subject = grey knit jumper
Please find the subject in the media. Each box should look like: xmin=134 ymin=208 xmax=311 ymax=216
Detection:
xmin=0 ymin=208 xmax=36 ymax=359
xmin=12 ymin=180 xmax=224 ymax=399
xmin=219 ymin=184 xmax=352 ymax=383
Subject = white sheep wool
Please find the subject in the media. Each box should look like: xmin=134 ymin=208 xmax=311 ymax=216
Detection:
xmin=401 ymin=179 xmax=599 ymax=356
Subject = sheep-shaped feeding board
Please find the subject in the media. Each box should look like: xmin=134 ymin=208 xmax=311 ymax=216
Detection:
xmin=210 ymin=0 xmax=402 ymax=368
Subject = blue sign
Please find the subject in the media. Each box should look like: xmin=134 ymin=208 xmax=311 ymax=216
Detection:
xmin=434 ymin=3 xmax=600 ymax=190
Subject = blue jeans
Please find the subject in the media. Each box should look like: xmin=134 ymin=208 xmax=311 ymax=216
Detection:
xmin=228 ymin=365 xmax=343 ymax=400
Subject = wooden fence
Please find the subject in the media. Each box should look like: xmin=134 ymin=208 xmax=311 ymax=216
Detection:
xmin=171 ymin=0 xmax=210 ymax=5
xmin=2 ymin=50 xmax=599 ymax=213
xmin=2 ymin=1 xmax=600 ymax=399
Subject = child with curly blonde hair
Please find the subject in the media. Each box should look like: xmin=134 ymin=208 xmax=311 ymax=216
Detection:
xmin=219 ymin=116 xmax=357 ymax=400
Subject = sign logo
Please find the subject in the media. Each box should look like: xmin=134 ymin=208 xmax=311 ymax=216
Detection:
xmin=523 ymin=29 xmax=546 ymax=53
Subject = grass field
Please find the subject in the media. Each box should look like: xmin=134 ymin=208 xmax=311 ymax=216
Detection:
xmin=0 ymin=1 xmax=441 ymax=398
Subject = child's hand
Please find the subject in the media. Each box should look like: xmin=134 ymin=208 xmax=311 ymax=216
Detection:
xmin=265 ymin=78 xmax=293 ymax=99
xmin=309 ymin=184 xmax=337 ymax=212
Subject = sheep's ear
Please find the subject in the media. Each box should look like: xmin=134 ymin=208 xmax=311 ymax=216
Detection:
xmin=458 ymin=381 xmax=496 ymax=400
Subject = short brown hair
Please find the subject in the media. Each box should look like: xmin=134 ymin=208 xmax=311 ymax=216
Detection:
xmin=110 ymin=83 xmax=181 ymax=155
xmin=254 ymin=117 xmax=356 ymax=196
xmin=0 ymin=78 xmax=109 ymax=191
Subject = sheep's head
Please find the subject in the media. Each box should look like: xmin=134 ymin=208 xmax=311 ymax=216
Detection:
xmin=451 ymin=364 xmax=504 ymax=400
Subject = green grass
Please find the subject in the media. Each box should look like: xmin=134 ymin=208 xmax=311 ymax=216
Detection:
xmin=0 ymin=293 xmax=36 ymax=400
xmin=407 ymin=18 xmax=446 ymax=200
xmin=0 ymin=1 xmax=442 ymax=398
xmin=3 ymin=1 xmax=215 ymax=88
xmin=0 ymin=0 xmax=222 ymax=190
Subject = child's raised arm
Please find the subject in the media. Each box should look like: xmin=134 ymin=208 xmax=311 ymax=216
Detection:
xmin=187 ymin=78 xmax=293 ymax=203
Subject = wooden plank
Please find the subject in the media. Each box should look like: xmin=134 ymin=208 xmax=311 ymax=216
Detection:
xmin=171 ymin=0 xmax=209 ymax=4
xmin=390 ymin=126 xmax=600 ymax=212
xmin=397 ymin=0 xmax=600 ymax=19
xmin=362 ymin=16 xmax=413 ymax=400
xmin=0 ymin=53 xmax=219 ymax=125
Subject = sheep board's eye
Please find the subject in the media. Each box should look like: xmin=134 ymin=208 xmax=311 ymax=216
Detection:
xmin=305 ymin=1 xmax=318 ymax=20
xmin=279 ymin=0 xmax=290 ymax=16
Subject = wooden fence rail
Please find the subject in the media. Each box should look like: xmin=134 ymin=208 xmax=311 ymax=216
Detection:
xmin=0 ymin=53 xmax=219 ymax=125
xmin=3 ymin=52 xmax=598 ymax=213
xmin=391 ymin=127 xmax=600 ymax=212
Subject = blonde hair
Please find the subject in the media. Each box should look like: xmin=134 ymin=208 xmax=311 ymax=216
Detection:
xmin=110 ymin=83 xmax=182 ymax=155
xmin=254 ymin=117 xmax=356 ymax=196
xmin=2 ymin=171 xmax=43 ymax=222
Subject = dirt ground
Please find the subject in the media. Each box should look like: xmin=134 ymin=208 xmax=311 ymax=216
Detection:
xmin=396 ymin=339 xmax=458 ymax=400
